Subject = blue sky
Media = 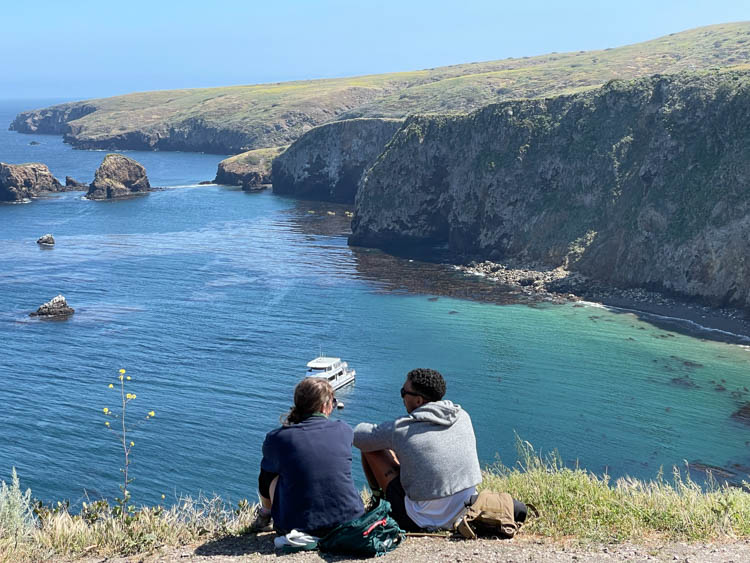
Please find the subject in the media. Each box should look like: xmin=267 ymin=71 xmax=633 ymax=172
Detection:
xmin=2 ymin=0 xmax=748 ymax=100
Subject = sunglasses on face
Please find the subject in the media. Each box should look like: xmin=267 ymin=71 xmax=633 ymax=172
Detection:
xmin=331 ymin=397 xmax=338 ymax=409
xmin=400 ymin=387 xmax=424 ymax=399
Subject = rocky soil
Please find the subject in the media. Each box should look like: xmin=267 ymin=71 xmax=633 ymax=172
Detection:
xmin=73 ymin=534 xmax=750 ymax=562
xmin=86 ymin=154 xmax=151 ymax=200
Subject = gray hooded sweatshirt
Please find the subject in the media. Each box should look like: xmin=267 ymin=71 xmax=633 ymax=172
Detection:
xmin=353 ymin=400 xmax=482 ymax=501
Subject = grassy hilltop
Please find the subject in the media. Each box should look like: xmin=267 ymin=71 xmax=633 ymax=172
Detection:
xmin=9 ymin=22 xmax=750 ymax=154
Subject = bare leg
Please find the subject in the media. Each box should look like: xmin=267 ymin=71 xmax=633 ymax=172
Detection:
xmin=259 ymin=476 xmax=278 ymax=509
xmin=361 ymin=450 xmax=400 ymax=491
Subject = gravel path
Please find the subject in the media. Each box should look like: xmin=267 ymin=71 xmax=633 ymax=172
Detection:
xmin=72 ymin=533 xmax=750 ymax=562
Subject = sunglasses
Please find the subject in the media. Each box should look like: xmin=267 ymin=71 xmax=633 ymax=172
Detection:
xmin=331 ymin=397 xmax=338 ymax=409
xmin=400 ymin=387 xmax=424 ymax=399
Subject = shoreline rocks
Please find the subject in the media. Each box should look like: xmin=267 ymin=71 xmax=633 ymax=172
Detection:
xmin=86 ymin=154 xmax=151 ymax=200
xmin=30 ymin=295 xmax=75 ymax=318
xmin=0 ymin=162 xmax=64 ymax=202
xmin=458 ymin=257 xmax=750 ymax=339
xmin=65 ymin=176 xmax=88 ymax=189
xmin=36 ymin=234 xmax=55 ymax=246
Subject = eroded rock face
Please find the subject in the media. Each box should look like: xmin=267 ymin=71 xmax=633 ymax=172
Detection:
xmin=86 ymin=154 xmax=151 ymax=200
xmin=0 ymin=162 xmax=64 ymax=202
xmin=65 ymin=176 xmax=88 ymax=189
xmin=351 ymin=71 xmax=750 ymax=308
xmin=272 ymin=118 xmax=403 ymax=203
xmin=214 ymin=146 xmax=285 ymax=187
xmin=30 ymin=295 xmax=74 ymax=318
xmin=37 ymin=234 xmax=55 ymax=245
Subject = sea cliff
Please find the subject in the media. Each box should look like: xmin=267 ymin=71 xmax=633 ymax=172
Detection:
xmin=351 ymin=71 xmax=750 ymax=309
xmin=9 ymin=22 xmax=750 ymax=155
xmin=271 ymin=118 xmax=402 ymax=202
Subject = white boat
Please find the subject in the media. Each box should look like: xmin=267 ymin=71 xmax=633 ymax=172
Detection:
xmin=305 ymin=356 xmax=356 ymax=391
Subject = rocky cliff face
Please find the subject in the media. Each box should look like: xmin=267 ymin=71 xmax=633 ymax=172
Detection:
xmin=9 ymin=86 xmax=391 ymax=154
xmin=86 ymin=154 xmax=151 ymax=199
xmin=272 ymin=118 xmax=402 ymax=203
xmin=10 ymin=103 xmax=97 ymax=135
xmin=351 ymin=71 xmax=750 ymax=308
xmin=214 ymin=146 xmax=286 ymax=186
xmin=0 ymin=162 xmax=64 ymax=202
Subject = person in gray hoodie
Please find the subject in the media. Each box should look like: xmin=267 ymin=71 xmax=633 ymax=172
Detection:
xmin=353 ymin=368 xmax=483 ymax=531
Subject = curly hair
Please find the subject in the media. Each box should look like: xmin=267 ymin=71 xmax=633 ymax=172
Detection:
xmin=406 ymin=368 xmax=446 ymax=402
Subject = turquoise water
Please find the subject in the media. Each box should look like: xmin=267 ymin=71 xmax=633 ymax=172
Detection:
xmin=2 ymin=100 xmax=750 ymax=507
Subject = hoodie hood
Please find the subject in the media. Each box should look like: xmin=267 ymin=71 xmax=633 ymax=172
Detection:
xmin=409 ymin=400 xmax=461 ymax=426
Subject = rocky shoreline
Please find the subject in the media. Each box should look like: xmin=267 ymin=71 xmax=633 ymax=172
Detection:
xmin=457 ymin=260 xmax=750 ymax=343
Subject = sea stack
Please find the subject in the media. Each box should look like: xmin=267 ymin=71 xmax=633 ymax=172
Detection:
xmin=86 ymin=154 xmax=151 ymax=200
xmin=30 ymin=295 xmax=75 ymax=318
xmin=36 ymin=234 xmax=55 ymax=246
xmin=0 ymin=162 xmax=64 ymax=202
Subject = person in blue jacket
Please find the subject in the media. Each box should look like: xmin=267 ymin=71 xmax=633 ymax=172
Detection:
xmin=250 ymin=377 xmax=364 ymax=536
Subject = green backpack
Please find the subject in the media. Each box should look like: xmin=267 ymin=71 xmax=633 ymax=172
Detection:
xmin=318 ymin=500 xmax=405 ymax=557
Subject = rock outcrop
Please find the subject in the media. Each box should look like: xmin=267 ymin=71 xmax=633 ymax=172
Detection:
xmin=272 ymin=118 xmax=402 ymax=203
xmin=0 ymin=162 xmax=64 ymax=202
xmin=86 ymin=154 xmax=151 ymax=200
xmin=37 ymin=234 xmax=55 ymax=245
xmin=351 ymin=71 xmax=750 ymax=309
xmin=214 ymin=146 xmax=285 ymax=187
xmin=65 ymin=176 xmax=88 ymax=189
xmin=10 ymin=103 xmax=97 ymax=135
xmin=30 ymin=295 xmax=74 ymax=318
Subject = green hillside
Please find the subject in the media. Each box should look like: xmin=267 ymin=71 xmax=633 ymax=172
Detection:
xmin=10 ymin=22 xmax=750 ymax=154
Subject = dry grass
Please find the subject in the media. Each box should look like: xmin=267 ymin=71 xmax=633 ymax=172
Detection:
xmin=3 ymin=438 xmax=750 ymax=560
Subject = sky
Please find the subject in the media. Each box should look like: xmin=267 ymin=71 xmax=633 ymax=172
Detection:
xmin=1 ymin=0 xmax=748 ymax=101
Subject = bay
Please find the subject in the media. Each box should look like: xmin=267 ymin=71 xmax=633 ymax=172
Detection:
xmin=2 ymin=100 xmax=749 ymax=506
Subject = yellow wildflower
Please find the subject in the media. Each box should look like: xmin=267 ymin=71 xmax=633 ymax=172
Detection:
xmin=102 ymin=407 xmax=109 ymax=414
xmin=130 ymin=441 xmax=134 ymax=447
xmin=132 ymin=394 xmax=136 ymax=399
xmin=105 ymin=421 xmax=110 ymax=427
xmin=126 ymin=376 xmax=131 ymax=380
xmin=119 ymin=375 xmax=124 ymax=381
xmin=148 ymin=411 xmax=155 ymax=417
xmin=119 ymin=369 xmax=126 ymax=374
xmin=108 ymin=384 xmax=114 ymax=389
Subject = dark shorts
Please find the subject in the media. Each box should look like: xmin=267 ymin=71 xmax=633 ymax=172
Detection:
xmin=385 ymin=478 xmax=529 ymax=532
xmin=385 ymin=477 xmax=421 ymax=532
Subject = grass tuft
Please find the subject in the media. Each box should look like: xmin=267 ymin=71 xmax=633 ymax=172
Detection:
xmin=482 ymin=438 xmax=750 ymax=543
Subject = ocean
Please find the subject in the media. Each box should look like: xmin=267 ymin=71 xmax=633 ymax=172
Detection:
xmin=1 ymin=99 xmax=749 ymax=507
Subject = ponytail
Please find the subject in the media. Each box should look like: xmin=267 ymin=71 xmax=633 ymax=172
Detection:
xmin=282 ymin=378 xmax=334 ymax=425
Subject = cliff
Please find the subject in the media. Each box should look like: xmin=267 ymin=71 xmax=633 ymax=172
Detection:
xmin=0 ymin=162 xmax=65 ymax=202
xmin=9 ymin=22 xmax=750 ymax=155
xmin=351 ymin=71 xmax=750 ymax=309
xmin=214 ymin=146 xmax=286 ymax=186
xmin=271 ymin=118 xmax=402 ymax=202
